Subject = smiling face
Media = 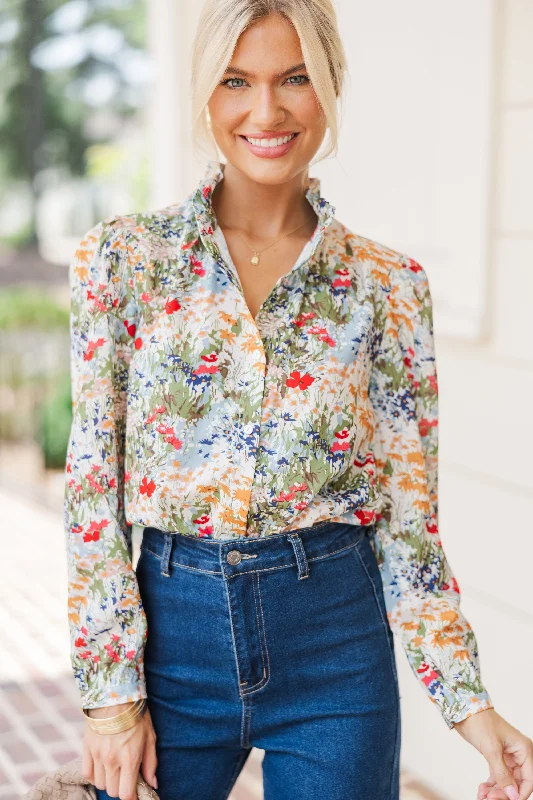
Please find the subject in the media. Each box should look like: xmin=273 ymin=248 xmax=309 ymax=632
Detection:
xmin=207 ymin=12 xmax=327 ymax=185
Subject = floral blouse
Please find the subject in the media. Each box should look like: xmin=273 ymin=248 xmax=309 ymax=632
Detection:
xmin=64 ymin=158 xmax=494 ymax=729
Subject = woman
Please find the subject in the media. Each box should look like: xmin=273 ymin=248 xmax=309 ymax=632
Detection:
xmin=64 ymin=2 xmax=533 ymax=799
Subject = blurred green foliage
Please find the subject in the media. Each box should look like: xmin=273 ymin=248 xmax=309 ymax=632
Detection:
xmin=0 ymin=286 xmax=69 ymax=329
xmin=36 ymin=371 xmax=72 ymax=469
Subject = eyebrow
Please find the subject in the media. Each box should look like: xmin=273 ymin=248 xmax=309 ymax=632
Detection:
xmin=223 ymin=62 xmax=307 ymax=79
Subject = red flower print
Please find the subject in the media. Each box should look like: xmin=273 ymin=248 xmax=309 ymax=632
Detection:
xmin=451 ymin=577 xmax=461 ymax=594
xmin=140 ymin=292 xmax=152 ymax=303
xmin=81 ymin=627 xmax=88 ymax=636
xmin=288 ymin=482 xmax=308 ymax=493
xmin=331 ymin=427 xmax=351 ymax=452
xmin=408 ymin=258 xmax=423 ymax=273
xmin=140 ymin=477 xmax=156 ymax=497
xmin=165 ymin=435 xmax=183 ymax=450
xmin=190 ymin=255 xmax=205 ymax=276
xmin=334 ymin=428 xmax=350 ymax=440
xmin=74 ymin=637 xmax=87 ymax=648
xmin=286 ymin=371 xmax=314 ymax=390
xmin=332 ymin=268 xmax=351 ymax=288
xmin=202 ymin=185 xmax=211 ymax=198
xmin=134 ymin=337 xmax=143 ymax=349
xmin=355 ymin=509 xmax=375 ymax=525
xmin=181 ymin=237 xmax=199 ymax=250
xmin=83 ymin=519 xmax=109 ymax=544
xmin=193 ymin=515 xmax=211 ymax=526
xmin=165 ymin=297 xmax=181 ymax=314
xmin=418 ymin=417 xmax=438 ymax=437
xmin=83 ymin=338 xmax=106 ymax=362
xmin=79 ymin=651 xmax=93 ymax=660
xmin=126 ymin=650 xmax=136 ymax=660
xmin=194 ymin=352 xmax=219 ymax=374
xmin=124 ymin=320 xmax=137 ymax=337
xmin=273 ymin=490 xmax=297 ymax=503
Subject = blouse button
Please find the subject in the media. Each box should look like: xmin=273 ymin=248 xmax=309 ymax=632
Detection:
xmin=226 ymin=550 xmax=242 ymax=565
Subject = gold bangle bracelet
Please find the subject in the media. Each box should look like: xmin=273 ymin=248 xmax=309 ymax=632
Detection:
xmin=82 ymin=698 xmax=147 ymax=734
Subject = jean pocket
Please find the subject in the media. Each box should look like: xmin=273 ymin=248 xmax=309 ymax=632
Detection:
xmin=352 ymin=536 xmax=399 ymax=687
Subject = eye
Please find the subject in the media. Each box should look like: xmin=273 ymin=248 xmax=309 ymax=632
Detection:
xmin=286 ymin=74 xmax=310 ymax=86
xmin=220 ymin=75 xmax=310 ymax=89
xmin=220 ymin=77 xmax=247 ymax=89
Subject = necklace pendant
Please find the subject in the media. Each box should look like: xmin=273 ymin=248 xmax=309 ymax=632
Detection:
xmin=250 ymin=254 xmax=260 ymax=265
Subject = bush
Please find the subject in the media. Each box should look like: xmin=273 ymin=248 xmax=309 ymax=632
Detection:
xmin=36 ymin=373 xmax=73 ymax=470
xmin=0 ymin=287 xmax=69 ymax=330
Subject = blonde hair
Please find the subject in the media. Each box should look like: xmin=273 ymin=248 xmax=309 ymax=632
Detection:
xmin=190 ymin=0 xmax=347 ymax=166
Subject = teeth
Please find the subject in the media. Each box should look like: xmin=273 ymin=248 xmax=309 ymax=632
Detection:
xmin=245 ymin=133 xmax=296 ymax=147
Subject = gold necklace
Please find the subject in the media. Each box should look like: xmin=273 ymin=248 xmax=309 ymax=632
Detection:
xmin=217 ymin=214 xmax=314 ymax=265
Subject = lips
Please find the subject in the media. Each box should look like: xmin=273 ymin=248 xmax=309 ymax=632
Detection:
xmin=238 ymin=132 xmax=300 ymax=159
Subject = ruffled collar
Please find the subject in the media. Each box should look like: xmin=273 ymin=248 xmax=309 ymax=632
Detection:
xmin=191 ymin=160 xmax=336 ymax=266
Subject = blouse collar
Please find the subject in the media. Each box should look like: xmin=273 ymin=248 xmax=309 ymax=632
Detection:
xmin=191 ymin=159 xmax=336 ymax=272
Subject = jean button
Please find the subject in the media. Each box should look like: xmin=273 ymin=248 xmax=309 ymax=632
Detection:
xmin=226 ymin=550 xmax=242 ymax=565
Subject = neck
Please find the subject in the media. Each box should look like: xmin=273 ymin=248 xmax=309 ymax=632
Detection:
xmin=211 ymin=161 xmax=316 ymax=239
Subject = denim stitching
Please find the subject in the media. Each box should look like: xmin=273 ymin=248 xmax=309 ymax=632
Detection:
xmin=389 ymin=701 xmax=401 ymax=800
xmin=224 ymin=536 xmax=366 ymax=579
xmin=140 ymin=546 xmax=222 ymax=575
xmin=241 ymin=573 xmax=270 ymax=693
xmin=353 ymin=540 xmax=399 ymax=685
xmin=141 ymin=534 xmax=364 ymax=577
xmin=255 ymin=574 xmax=271 ymax=687
xmin=220 ymin=554 xmax=247 ymax=705
xmin=160 ymin=533 xmax=172 ymax=577
xmin=288 ymin=533 xmax=310 ymax=579
xmin=241 ymin=695 xmax=253 ymax=749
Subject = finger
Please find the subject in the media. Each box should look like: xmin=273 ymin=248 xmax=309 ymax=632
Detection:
xmin=517 ymin=743 xmax=533 ymax=800
xmin=81 ymin=747 xmax=94 ymax=783
xmin=119 ymin=765 xmax=140 ymax=800
xmin=93 ymin=761 xmax=106 ymax=792
xmin=486 ymin=749 xmax=520 ymax=800
xmin=141 ymin=738 xmax=158 ymax=790
xmin=478 ymin=780 xmax=496 ymax=800
xmin=104 ymin=763 xmax=121 ymax=799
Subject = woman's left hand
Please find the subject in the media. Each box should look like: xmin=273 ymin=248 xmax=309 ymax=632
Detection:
xmin=453 ymin=708 xmax=533 ymax=800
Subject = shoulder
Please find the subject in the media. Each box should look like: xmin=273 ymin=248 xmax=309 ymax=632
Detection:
xmin=85 ymin=193 xmax=196 ymax=262
xmin=328 ymin=216 xmax=432 ymax=300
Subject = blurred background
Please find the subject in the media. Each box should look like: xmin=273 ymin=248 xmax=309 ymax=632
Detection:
xmin=0 ymin=1 xmax=531 ymax=798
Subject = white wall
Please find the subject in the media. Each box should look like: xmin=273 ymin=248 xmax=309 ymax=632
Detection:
xmin=147 ymin=1 xmax=533 ymax=797
xmin=395 ymin=2 xmax=533 ymax=797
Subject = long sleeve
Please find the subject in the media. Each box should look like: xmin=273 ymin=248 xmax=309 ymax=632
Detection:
xmin=368 ymin=256 xmax=494 ymax=730
xmin=63 ymin=219 xmax=148 ymax=710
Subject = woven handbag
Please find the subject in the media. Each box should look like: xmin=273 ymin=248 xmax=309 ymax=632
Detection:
xmin=23 ymin=755 xmax=160 ymax=800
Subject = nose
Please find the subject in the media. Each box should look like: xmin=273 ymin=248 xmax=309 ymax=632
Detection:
xmin=248 ymin=83 xmax=286 ymax=129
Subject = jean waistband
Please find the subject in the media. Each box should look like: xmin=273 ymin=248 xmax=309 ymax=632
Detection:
xmin=139 ymin=521 xmax=371 ymax=579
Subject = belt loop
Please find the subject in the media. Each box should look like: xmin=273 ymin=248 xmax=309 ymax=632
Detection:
xmin=288 ymin=532 xmax=309 ymax=580
xmin=160 ymin=533 xmax=173 ymax=577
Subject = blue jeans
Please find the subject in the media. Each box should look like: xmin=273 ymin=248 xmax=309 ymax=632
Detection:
xmin=95 ymin=521 xmax=401 ymax=799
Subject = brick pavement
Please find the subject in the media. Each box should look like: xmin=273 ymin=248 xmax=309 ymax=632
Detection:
xmin=0 ymin=477 xmax=440 ymax=799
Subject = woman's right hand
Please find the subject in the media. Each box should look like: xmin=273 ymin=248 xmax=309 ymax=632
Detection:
xmin=81 ymin=701 xmax=158 ymax=800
